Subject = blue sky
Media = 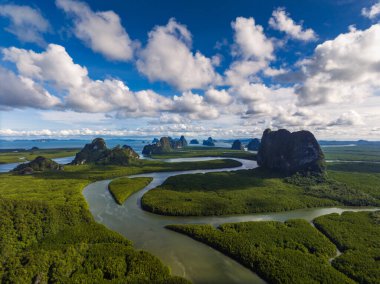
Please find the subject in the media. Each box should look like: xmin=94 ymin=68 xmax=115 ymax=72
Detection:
xmin=0 ymin=0 xmax=380 ymax=139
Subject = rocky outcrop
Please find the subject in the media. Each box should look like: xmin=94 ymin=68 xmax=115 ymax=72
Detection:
xmin=142 ymin=136 xmax=188 ymax=156
xmin=203 ymin=137 xmax=215 ymax=146
xmin=247 ymin=138 xmax=260 ymax=151
xmin=152 ymin=138 xmax=159 ymax=144
xmin=257 ymin=129 xmax=325 ymax=175
xmin=71 ymin=138 xmax=139 ymax=165
xmin=190 ymin=139 xmax=199 ymax=144
xmin=231 ymin=140 xmax=244 ymax=150
xmin=13 ymin=156 xmax=63 ymax=174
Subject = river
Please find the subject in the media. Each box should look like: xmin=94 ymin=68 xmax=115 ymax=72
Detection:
xmin=82 ymin=157 xmax=379 ymax=284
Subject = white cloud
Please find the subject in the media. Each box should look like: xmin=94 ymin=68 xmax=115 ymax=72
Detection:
xmin=362 ymin=1 xmax=380 ymax=19
xmin=296 ymin=24 xmax=380 ymax=106
xmin=2 ymin=44 xmax=224 ymax=121
xmin=204 ymin=88 xmax=232 ymax=106
xmin=137 ymin=18 xmax=219 ymax=91
xmin=328 ymin=110 xmax=364 ymax=126
xmin=0 ymin=4 xmax=50 ymax=45
xmin=3 ymin=44 xmax=88 ymax=89
xmin=173 ymin=91 xmax=219 ymax=119
xmin=56 ymin=0 xmax=134 ymax=61
xmin=0 ymin=67 xmax=61 ymax=109
xmin=231 ymin=17 xmax=274 ymax=60
xmin=269 ymin=8 xmax=317 ymax=41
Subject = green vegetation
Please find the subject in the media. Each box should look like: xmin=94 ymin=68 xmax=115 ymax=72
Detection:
xmin=151 ymin=146 xmax=256 ymax=160
xmin=285 ymin=173 xmax=378 ymax=206
xmin=142 ymin=168 xmax=340 ymax=216
xmin=0 ymin=148 xmax=79 ymax=164
xmin=314 ymin=211 xmax=380 ymax=283
xmin=109 ymin=177 xmax=153 ymax=205
xmin=142 ymin=156 xmax=380 ymax=216
xmin=0 ymin=156 xmax=239 ymax=283
xmin=324 ymin=145 xmax=380 ymax=162
xmin=167 ymin=220 xmax=353 ymax=284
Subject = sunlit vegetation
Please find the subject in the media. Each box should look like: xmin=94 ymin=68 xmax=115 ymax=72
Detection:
xmin=0 ymin=156 xmax=237 ymax=283
xmin=314 ymin=211 xmax=380 ymax=283
xmin=109 ymin=177 xmax=153 ymax=205
xmin=141 ymin=168 xmax=339 ymax=216
xmin=151 ymin=146 xmax=256 ymax=160
xmin=142 ymin=160 xmax=380 ymax=216
xmin=167 ymin=220 xmax=353 ymax=283
xmin=323 ymin=145 xmax=380 ymax=162
xmin=0 ymin=148 xmax=79 ymax=164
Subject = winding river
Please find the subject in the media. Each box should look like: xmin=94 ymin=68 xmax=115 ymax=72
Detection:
xmin=82 ymin=157 xmax=379 ymax=284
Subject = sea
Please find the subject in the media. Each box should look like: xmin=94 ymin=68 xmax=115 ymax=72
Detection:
xmin=0 ymin=138 xmax=233 ymax=153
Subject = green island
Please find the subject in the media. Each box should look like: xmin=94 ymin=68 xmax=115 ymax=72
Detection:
xmin=166 ymin=219 xmax=354 ymax=283
xmin=109 ymin=177 xmax=153 ymax=205
xmin=141 ymin=165 xmax=380 ymax=216
xmin=0 ymin=156 xmax=239 ymax=283
xmin=151 ymin=146 xmax=256 ymax=160
xmin=314 ymin=211 xmax=380 ymax=283
xmin=0 ymin=148 xmax=80 ymax=164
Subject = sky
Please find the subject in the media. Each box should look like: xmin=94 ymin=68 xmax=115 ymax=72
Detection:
xmin=0 ymin=0 xmax=380 ymax=140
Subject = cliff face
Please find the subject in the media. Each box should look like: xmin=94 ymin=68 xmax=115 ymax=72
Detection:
xmin=231 ymin=140 xmax=244 ymax=150
xmin=13 ymin=156 xmax=63 ymax=174
xmin=247 ymin=138 xmax=260 ymax=151
xmin=257 ymin=129 xmax=325 ymax=175
xmin=71 ymin=138 xmax=139 ymax=165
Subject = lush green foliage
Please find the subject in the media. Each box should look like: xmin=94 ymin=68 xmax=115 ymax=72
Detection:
xmin=0 ymin=148 xmax=79 ymax=164
xmin=151 ymin=146 xmax=256 ymax=160
xmin=1 ymin=156 xmax=233 ymax=283
xmin=323 ymin=145 xmax=380 ymax=162
xmin=314 ymin=211 xmax=380 ymax=284
xmin=142 ymin=168 xmax=338 ymax=216
xmin=167 ymin=220 xmax=353 ymax=283
xmin=285 ymin=173 xmax=378 ymax=206
xmin=109 ymin=177 xmax=153 ymax=205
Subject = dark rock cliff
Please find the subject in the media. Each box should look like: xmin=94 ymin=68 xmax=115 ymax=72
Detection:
xmin=257 ymin=129 xmax=325 ymax=175
xmin=71 ymin=138 xmax=139 ymax=165
xmin=231 ymin=140 xmax=244 ymax=150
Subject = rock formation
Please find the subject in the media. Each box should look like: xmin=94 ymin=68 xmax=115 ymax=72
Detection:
xmin=231 ymin=140 xmax=244 ymax=150
xmin=257 ymin=129 xmax=325 ymax=175
xmin=190 ymin=139 xmax=199 ymax=144
xmin=142 ymin=136 xmax=188 ymax=156
xmin=71 ymin=138 xmax=139 ymax=165
xmin=13 ymin=156 xmax=63 ymax=174
xmin=247 ymin=138 xmax=261 ymax=151
xmin=203 ymin=137 xmax=215 ymax=146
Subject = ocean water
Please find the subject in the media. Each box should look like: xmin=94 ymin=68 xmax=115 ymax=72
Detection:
xmin=0 ymin=138 xmax=233 ymax=152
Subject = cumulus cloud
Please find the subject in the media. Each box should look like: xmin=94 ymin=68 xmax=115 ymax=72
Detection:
xmin=269 ymin=8 xmax=317 ymax=41
xmin=296 ymin=24 xmax=380 ymax=106
xmin=2 ymin=44 xmax=227 ymax=120
xmin=173 ymin=91 xmax=219 ymax=119
xmin=3 ymin=44 xmax=88 ymax=89
xmin=328 ymin=110 xmax=364 ymax=126
xmin=0 ymin=4 xmax=50 ymax=45
xmin=137 ymin=18 xmax=219 ymax=91
xmin=362 ymin=1 xmax=380 ymax=19
xmin=231 ymin=17 xmax=274 ymax=60
xmin=56 ymin=0 xmax=134 ymax=61
xmin=204 ymin=88 xmax=232 ymax=106
xmin=225 ymin=17 xmax=274 ymax=86
xmin=0 ymin=67 xmax=61 ymax=109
